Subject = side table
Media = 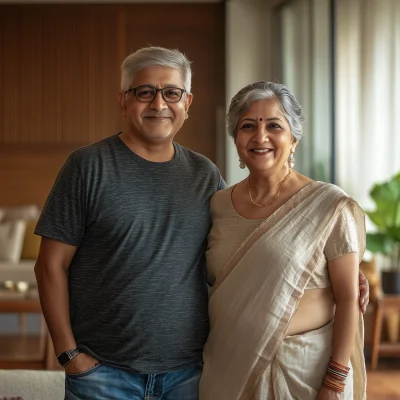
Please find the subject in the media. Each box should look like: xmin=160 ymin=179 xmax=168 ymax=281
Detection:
xmin=370 ymin=295 xmax=400 ymax=370
xmin=0 ymin=287 xmax=54 ymax=370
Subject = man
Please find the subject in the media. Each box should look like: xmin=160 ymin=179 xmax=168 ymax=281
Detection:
xmin=34 ymin=46 xmax=369 ymax=400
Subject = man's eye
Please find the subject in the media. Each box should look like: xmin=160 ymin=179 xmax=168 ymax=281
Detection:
xmin=165 ymin=90 xmax=180 ymax=97
xmin=137 ymin=90 xmax=154 ymax=97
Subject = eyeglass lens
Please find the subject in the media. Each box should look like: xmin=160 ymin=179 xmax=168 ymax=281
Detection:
xmin=135 ymin=86 xmax=184 ymax=103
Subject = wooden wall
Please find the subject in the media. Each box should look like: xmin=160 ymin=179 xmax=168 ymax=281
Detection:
xmin=0 ymin=3 xmax=225 ymax=206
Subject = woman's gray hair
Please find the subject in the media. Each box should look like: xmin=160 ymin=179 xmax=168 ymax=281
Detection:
xmin=227 ymin=81 xmax=304 ymax=142
xmin=121 ymin=46 xmax=192 ymax=93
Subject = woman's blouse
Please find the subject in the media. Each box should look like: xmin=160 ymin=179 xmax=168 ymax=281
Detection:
xmin=206 ymin=183 xmax=366 ymax=289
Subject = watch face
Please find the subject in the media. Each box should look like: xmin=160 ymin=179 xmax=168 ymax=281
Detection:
xmin=57 ymin=353 xmax=70 ymax=366
xmin=57 ymin=348 xmax=79 ymax=366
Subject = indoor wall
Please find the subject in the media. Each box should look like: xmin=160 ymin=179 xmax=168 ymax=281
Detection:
xmin=0 ymin=3 xmax=225 ymax=206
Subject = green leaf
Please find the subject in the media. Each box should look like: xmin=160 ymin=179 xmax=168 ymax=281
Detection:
xmin=387 ymin=227 xmax=400 ymax=242
xmin=366 ymin=233 xmax=394 ymax=256
xmin=366 ymin=172 xmax=400 ymax=265
xmin=370 ymin=173 xmax=400 ymax=204
xmin=367 ymin=172 xmax=400 ymax=228
xmin=366 ymin=210 xmax=387 ymax=230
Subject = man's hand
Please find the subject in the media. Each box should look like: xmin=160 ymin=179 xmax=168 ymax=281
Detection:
xmin=64 ymin=353 xmax=100 ymax=375
xmin=359 ymin=270 xmax=370 ymax=314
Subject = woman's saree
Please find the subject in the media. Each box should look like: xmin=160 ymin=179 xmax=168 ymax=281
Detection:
xmin=199 ymin=182 xmax=366 ymax=400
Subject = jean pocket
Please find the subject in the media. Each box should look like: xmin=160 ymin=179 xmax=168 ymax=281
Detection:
xmin=66 ymin=362 xmax=102 ymax=379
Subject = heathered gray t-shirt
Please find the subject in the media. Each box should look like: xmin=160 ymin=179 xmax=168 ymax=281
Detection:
xmin=35 ymin=133 xmax=226 ymax=373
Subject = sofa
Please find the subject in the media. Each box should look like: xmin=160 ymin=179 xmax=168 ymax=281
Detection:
xmin=0 ymin=205 xmax=41 ymax=285
xmin=0 ymin=369 xmax=64 ymax=400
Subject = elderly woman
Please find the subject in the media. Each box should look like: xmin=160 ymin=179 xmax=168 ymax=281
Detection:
xmin=200 ymin=82 xmax=366 ymax=399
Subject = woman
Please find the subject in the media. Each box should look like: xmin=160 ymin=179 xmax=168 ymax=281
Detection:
xmin=200 ymin=82 xmax=366 ymax=399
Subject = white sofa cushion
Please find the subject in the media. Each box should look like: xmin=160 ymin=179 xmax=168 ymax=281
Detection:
xmin=0 ymin=260 xmax=37 ymax=284
xmin=0 ymin=370 xmax=64 ymax=400
xmin=0 ymin=221 xmax=26 ymax=262
xmin=0 ymin=205 xmax=40 ymax=222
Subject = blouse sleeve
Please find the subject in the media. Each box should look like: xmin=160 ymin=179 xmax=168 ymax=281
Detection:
xmin=324 ymin=199 xmax=366 ymax=261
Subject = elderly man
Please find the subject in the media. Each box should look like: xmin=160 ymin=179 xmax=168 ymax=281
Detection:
xmin=34 ymin=46 xmax=369 ymax=400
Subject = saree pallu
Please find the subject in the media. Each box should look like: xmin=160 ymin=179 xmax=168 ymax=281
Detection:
xmin=199 ymin=182 xmax=366 ymax=400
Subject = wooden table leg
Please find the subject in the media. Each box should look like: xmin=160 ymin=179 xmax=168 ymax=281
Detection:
xmin=371 ymin=297 xmax=383 ymax=370
xmin=19 ymin=313 xmax=27 ymax=333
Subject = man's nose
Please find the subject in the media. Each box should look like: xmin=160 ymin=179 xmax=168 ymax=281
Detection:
xmin=149 ymin=91 xmax=168 ymax=111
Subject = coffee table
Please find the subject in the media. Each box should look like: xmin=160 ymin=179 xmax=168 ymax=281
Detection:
xmin=0 ymin=283 xmax=54 ymax=370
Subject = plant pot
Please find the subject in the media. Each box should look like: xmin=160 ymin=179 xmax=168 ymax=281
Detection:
xmin=381 ymin=271 xmax=400 ymax=294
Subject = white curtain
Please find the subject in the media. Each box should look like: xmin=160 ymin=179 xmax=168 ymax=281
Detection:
xmin=335 ymin=0 xmax=400 ymax=210
xmin=281 ymin=0 xmax=332 ymax=182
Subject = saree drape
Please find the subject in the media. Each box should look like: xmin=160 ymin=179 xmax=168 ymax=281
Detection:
xmin=199 ymin=182 xmax=366 ymax=400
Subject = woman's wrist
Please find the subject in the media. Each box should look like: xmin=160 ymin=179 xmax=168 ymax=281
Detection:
xmin=322 ymin=358 xmax=350 ymax=393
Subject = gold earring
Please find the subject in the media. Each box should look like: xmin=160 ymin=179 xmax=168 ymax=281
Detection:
xmin=288 ymin=148 xmax=295 ymax=168
xmin=239 ymin=158 xmax=246 ymax=169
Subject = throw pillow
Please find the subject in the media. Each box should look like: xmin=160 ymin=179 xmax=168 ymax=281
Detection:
xmin=20 ymin=219 xmax=41 ymax=259
xmin=0 ymin=205 xmax=40 ymax=222
xmin=0 ymin=220 xmax=26 ymax=262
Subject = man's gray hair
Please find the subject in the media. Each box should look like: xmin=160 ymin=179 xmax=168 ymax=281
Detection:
xmin=227 ymin=81 xmax=304 ymax=142
xmin=121 ymin=46 xmax=192 ymax=93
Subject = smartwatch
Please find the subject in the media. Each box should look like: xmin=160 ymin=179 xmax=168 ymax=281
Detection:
xmin=57 ymin=347 xmax=80 ymax=367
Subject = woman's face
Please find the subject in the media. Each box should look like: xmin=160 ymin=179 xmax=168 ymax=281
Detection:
xmin=235 ymin=98 xmax=296 ymax=173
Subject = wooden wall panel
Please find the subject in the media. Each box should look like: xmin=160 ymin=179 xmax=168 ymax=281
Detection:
xmin=0 ymin=5 xmax=122 ymax=144
xmin=0 ymin=3 xmax=225 ymax=207
xmin=0 ymin=144 xmax=77 ymax=207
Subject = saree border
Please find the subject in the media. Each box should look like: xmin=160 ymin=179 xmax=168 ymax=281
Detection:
xmin=240 ymin=197 xmax=351 ymax=399
xmin=210 ymin=181 xmax=323 ymax=297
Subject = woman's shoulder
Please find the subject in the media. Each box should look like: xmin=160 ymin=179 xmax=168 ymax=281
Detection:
xmin=314 ymin=182 xmax=364 ymax=214
xmin=210 ymin=185 xmax=237 ymax=214
xmin=212 ymin=185 xmax=234 ymax=203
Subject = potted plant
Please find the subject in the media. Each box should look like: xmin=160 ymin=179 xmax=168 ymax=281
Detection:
xmin=366 ymin=172 xmax=400 ymax=294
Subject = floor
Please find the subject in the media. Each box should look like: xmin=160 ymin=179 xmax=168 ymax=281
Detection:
xmin=367 ymin=359 xmax=400 ymax=400
xmin=0 ymin=334 xmax=399 ymax=398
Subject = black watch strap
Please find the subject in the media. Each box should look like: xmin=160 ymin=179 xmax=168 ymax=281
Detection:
xmin=57 ymin=347 xmax=80 ymax=367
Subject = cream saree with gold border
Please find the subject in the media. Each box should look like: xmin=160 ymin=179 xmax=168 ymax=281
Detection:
xmin=199 ymin=182 xmax=366 ymax=400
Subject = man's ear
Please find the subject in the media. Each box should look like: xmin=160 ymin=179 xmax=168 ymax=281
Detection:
xmin=185 ymin=93 xmax=193 ymax=113
xmin=118 ymin=92 xmax=127 ymax=116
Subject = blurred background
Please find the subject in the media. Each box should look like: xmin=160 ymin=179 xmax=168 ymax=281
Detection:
xmin=0 ymin=0 xmax=399 ymax=398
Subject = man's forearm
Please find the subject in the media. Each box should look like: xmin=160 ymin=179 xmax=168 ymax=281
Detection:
xmin=35 ymin=262 xmax=76 ymax=355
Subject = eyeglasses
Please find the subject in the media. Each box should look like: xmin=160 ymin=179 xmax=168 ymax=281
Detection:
xmin=125 ymin=85 xmax=187 ymax=103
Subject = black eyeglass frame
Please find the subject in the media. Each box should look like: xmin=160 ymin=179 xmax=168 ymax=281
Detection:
xmin=125 ymin=85 xmax=187 ymax=103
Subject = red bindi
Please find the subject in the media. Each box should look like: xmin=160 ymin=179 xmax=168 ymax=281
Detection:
xmin=259 ymin=118 xmax=262 ymax=121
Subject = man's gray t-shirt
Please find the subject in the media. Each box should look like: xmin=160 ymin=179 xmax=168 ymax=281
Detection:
xmin=35 ymin=134 xmax=225 ymax=373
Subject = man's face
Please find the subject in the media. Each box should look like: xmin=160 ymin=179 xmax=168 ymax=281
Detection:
xmin=120 ymin=66 xmax=193 ymax=144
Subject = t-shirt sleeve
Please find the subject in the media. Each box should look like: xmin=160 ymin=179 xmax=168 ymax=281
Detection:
xmin=218 ymin=174 xmax=227 ymax=191
xmin=324 ymin=199 xmax=366 ymax=261
xmin=35 ymin=152 xmax=86 ymax=246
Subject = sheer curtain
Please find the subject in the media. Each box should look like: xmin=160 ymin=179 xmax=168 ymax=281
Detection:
xmin=335 ymin=0 xmax=400 ymax=210
xmin=281 ymin=0 xmax=332 ymax=182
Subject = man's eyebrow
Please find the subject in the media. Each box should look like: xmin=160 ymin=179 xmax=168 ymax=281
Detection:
xmin=137 ymin=84 xmax=182 ymax=88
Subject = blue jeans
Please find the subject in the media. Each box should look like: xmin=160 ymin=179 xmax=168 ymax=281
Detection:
xmin=65 ymin=362 xmax=201 ymax=400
